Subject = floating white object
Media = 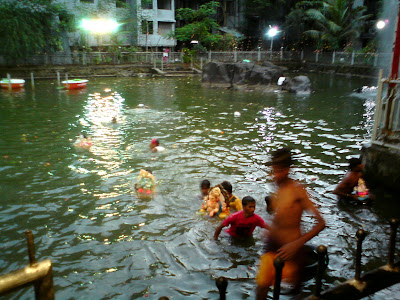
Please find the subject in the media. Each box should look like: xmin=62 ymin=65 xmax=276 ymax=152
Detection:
xmin=234 ymin=111 xmax=241 ymax=117
xmin=138 ymin=104 xmax=145 ymax=107
xmin=277 ymin=77 xmax=286 ymax=86
xmin=0 ymin=79 xmax=25 ymax=89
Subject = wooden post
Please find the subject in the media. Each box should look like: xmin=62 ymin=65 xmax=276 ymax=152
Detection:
xmin=351 ymin=51 xmax=355 ymax=65
xmin=65 ymin=73 xmax=69 ymax=90
xmin=332 ymin=51 xmax=336 ymax=64
xmin=7 ymin=73 xmax=11 ymax=91
xmin=30 ymin=73 xmax=34 ymax=90
xmin=57 ymin=72 xmax=61 ymax=86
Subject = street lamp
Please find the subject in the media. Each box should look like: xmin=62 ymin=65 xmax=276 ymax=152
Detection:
xmin=80 ymin=19 xmax=120 ymax=46
xmin=266 ymin=26 xmax=279 ymax=52
xmin=376 ymin=20 xmax=387 ymax=30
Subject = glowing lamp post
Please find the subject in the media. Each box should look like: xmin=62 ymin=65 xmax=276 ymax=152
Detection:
xmin=266 ymin=26 xmax=279 ymax=52
xmin=376 ymin=20 xmax=387 ymax=30
xmin=80 ymin=19 xmax=120 ymax=46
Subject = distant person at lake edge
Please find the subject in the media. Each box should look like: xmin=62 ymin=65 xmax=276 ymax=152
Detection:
xmin=333 ymin=157 xmax=372 ymax=203
xmin=213 ymin=196 xmax=269 ymax=240
xmin=198 ymin=179 xmax=211 ymax=200
xmin=149 ymin=138 xmax=165 ymax=152
xmin=220 ymin=181 xmax=242 ymax=212
xmin=256 ymin=148 xmax=325 ymax=299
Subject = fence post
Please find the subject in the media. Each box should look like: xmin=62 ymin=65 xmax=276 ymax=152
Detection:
xmin=351 ymin=51 xmax=355 ymax=65
xmin=161 ymin=57 xmax=164 ymax=71
xmin=208 ymin=50 xmax=212 ymax=62
xmin=57 ymin=71 xmax=61 ymax=86
xmin=355 ymin=229 xmax=366 ymax=281
xmin=316 ymin=52 xmax=319 ymax=63
xmin=30 ymin=73 xmax=34 ymax=90
xmin=374 ymin=53 xmax=379 ymax=67
xmin=200 ymin=57 xmax=203 ymax=70
xmin=7 ymin=73 xmax=11 ymax=91
xmin=258 ymin=47 xmax=261 ymax=62
xmin=280 ymin=47 xmax=283 ymax=61
xmin=314 ymin=245 xmax=327 ymax=297
xmin=388 ymin=218 xmax=399 ymax=267
xmin=332 ymin=51 xmax=335 ymax=64
xmin=153 ymin=54 xmax=156 ymax=68
xmin=82 ymin=53 xmax=87 ymax=66
xmin=301 ymin=50 xmax=304 ymax=61
xmin=234 ymin=47 xmax=237 ymax=62
xmin=273 ymin=257 xmax=284 ymax=300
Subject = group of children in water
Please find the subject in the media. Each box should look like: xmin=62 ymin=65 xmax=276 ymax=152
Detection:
xmin=75 ymin=132 xmax=369 ymax=298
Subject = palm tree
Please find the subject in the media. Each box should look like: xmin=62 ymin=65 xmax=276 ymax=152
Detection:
xmin=304 ymin=0 xmax=372 ymax=50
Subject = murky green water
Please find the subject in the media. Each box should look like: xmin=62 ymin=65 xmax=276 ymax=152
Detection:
xmin=1 ymin=74 xmax=399 ymax=299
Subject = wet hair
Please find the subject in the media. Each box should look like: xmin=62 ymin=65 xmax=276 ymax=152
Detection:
xmin=220 ymin=181 xmax=233 ymax=194
xmin=242 ymin=196 xmax=256 ymax=207
xmin=145 ymin=168 xmax=153 ymax=174
xmin=270 ymin=147 xmax=293 ymax=168
xmin=348 ymin=158 xmax=362 ymax=170
xmin=200 ymin=179 xmax=211 ymax=189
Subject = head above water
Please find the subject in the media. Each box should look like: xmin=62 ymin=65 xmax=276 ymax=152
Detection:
xmin=150 ymin=139 xmax=160 ymax=149
xmin=200 ymin=179 xmax=211 ymax=189
xmin=242 ymin=196 xmax=256 ymax=207
xmin=220 ymin=181 xmax=233 ymax=194
xmin=270 ymin=147 xmax=293 ymax=168
xmin=348 ymin=158 xmax=363 ymax=171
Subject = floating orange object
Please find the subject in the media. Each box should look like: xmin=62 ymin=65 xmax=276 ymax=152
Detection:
xmin=62 ymin=79 xmax=88 ymax=90
xmin=0 ymin=79 xmax=25 ymax=89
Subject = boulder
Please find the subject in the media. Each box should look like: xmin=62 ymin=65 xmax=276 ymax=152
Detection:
xmin=282 ymin=75 xmax=311 ymax=93
xmin=202 ymin=62 xmax=285 ymax=87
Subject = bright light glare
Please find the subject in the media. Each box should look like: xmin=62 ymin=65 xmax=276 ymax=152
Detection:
xmin=376 ymin=20 xmax=386 ymax=30
xmin=267 ymin=26 xmax=279 ymax=38
xmin=81 ymin=19 xmax=120 ymax=33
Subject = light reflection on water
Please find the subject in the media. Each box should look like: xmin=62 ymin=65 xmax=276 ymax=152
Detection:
xmin=0 ymin=75 xmax=398 ymax=299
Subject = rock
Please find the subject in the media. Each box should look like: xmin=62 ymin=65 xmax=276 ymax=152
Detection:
xmin=282 ymin=75 xmax=311 ymax=93
xmin=202 ymin=62 xmax=285 ymax=87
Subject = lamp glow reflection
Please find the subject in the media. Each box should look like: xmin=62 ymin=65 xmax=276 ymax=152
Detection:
xmin=81 ymin=19 xmax=120 ymax=34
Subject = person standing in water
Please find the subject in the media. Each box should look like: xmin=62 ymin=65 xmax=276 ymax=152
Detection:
xmin=333 ymin=157 xmax=371 ymax=202
xmin=149 ymin=138 xmax=165 ymax=152
xmin=256 ymin=148 xmax=325 ymax=299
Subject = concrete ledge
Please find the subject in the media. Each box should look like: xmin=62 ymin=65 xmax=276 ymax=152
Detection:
xmin=361 ymin=142 xmax=400 ymax=191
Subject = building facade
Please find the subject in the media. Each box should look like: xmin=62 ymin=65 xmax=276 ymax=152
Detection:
xmin=54 ymin=0 xmax=176 ymax=50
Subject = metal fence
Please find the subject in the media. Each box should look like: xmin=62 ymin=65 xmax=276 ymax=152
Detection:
xmin=371 ymin=70 xmax=400 ymax=151
xmin=0 ymin=50 xmax=393 ymax=68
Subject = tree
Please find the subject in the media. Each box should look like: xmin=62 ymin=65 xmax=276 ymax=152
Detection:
xmin=0 ymin=0 xmax=73 ymax=60
xmin=172 ymin=1 xmax=223 ymax=50
xmin=304 ymin=0 xmax=372 ymax=50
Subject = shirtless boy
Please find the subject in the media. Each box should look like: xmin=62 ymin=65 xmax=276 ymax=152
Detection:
xmin=256 ymin=148 xmax=325 ymax=299
xmin=333 ymin=158 xmax=367 ymax=201
xmin=213 ymin=196 xmax=269 ymax=240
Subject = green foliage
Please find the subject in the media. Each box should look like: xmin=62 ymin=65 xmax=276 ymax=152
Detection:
xmin=181 ymin=48 xmax=196 ymax=63
xmin=0 ymin=0 xmax=74 ymax=60
xmin=172 ymin=1 xmax=223 ymax=50
xmin=304 ymin=0 xmax=372 ymax=50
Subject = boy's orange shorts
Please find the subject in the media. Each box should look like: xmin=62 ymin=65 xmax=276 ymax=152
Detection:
xmin=256 ymin=252 xmax=300 ymax=287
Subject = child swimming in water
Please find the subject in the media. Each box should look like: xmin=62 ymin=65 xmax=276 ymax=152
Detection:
xmin=74 ymin=134 xmax=93 ymax=149
xmin=149 ymin=138 xmax=165 ymax=152
xmin=213 ymin=196 xmax=268 ymax=240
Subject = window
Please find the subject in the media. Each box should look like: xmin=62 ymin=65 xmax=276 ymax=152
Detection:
xmin=142 ymin=0 xmax=153 ymax=9
xmin=158 ymin=22 xmax=173 ymax=35
xmin=158 ymin=0 xmax=171 ymax=10
xmin=141 ymin=20 xmax=154 ymax=34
